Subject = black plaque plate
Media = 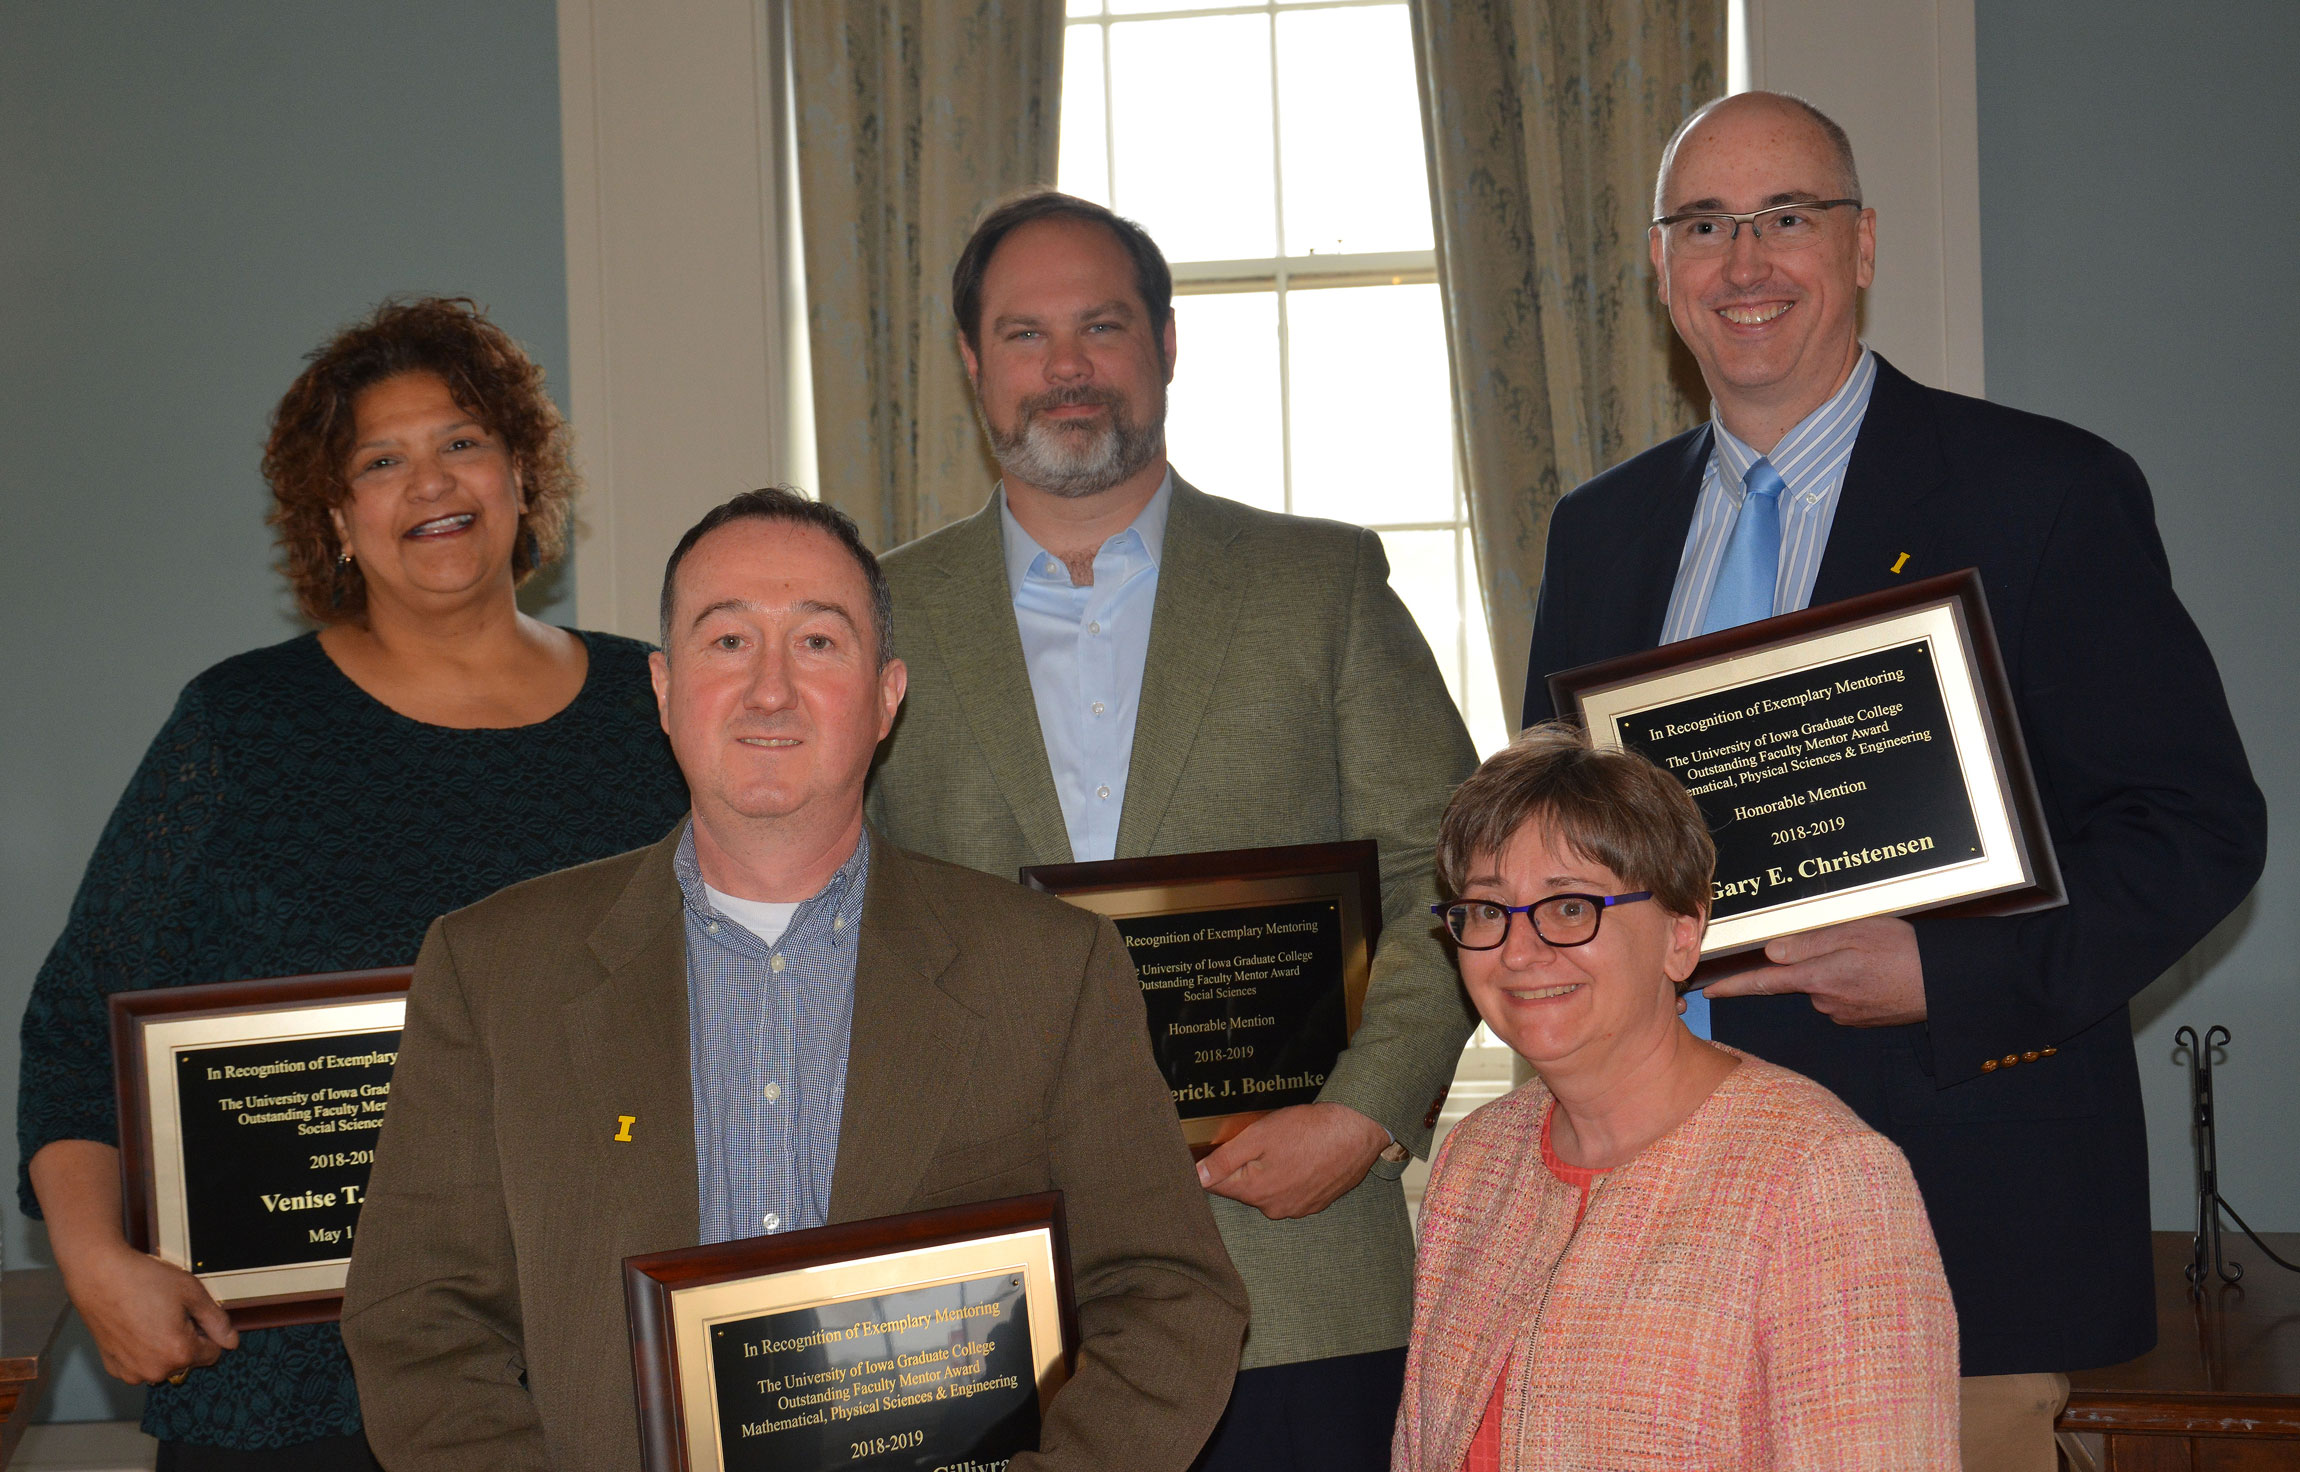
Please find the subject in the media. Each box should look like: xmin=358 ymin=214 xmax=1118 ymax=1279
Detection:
xmin=1019 ymin=844 xmax=1379 ymax=1155
xmin=1551 ymin=569 xmax=2063 ymax=962
xmin=172 ymin=1029 xmax=398 ymax=1275
xmin=627 ymin=1194 xmax=1076 ymax=1472
xmin=110 ymin=968 xmax=411 ymax=1328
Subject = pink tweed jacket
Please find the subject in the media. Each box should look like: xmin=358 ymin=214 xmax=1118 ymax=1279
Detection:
xmin=1393 ymin=1053 xmax=1958 ymax=1471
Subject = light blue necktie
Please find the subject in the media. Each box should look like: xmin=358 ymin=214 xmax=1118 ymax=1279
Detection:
xmin=1683 ymin=458 xmax=1787 ymax=1039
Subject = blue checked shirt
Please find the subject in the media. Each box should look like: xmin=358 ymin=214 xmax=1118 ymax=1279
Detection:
xmin=676 ymin=824 xmax=870 ymax=1245
xmin=1659 ymin=347 xmax=1879 ymax=642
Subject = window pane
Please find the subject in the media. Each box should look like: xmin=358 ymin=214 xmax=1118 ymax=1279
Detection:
xmin=1067 ymin=0 xmax=1102 ymax=17
xmin=1107 ymin=16 xmax=1276 ymax=261
xmin=1057 ymin=25 xmax=1109 ymax=205
xmin=1285 ymin=283 xmax=1452 ymax=526
xmin=1166 ymin=291 xmax=1284 ymax=513
xmin=1276 ymin=6 xmax=1433 ymax=256
xmin=1375 ymin=529 xmax=1463 ymax=708
xmin=1463 ymin=553 xmax=1514 ymax=755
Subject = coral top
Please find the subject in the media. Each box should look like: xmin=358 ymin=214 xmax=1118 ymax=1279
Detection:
xmin=1395 ymin=1051 xmax=1958 ymax=1471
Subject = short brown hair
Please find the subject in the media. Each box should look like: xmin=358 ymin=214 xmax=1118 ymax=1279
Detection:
xmin=658 ymin=487 xmax=894 ymax=668
xmin=950 ymin=190 xmax=1173 ymax=356
xmin=263 ymin=297 xmax=575 ymax=624
xmin=1437 ymin=723 xmax=1714 ymax=920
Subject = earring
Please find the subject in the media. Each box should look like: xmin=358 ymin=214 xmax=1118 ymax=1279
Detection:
xmin=337 ymin=548 xmax=354 ymax=567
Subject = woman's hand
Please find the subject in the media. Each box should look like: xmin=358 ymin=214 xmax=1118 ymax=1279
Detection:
xmin=62 ymin=1240 xmax=237 ymax=1385
xmin=29 ymin=1139 xmax=239 ymax=1385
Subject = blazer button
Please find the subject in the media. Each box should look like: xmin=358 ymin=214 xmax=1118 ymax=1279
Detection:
xmin=1982 ymin=1059 xmax=1999 ymax=1072
xmin=2002 ymin=1054 xmax=2021 ymax=1068
xmin=2023 ymin=1050 xmax=2040 ymax=1062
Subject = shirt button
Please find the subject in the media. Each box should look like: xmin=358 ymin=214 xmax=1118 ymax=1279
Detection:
xmin=833 ymin=915 xmax=844 ymax=931
xmin=706 ymin=921 xmax=720 ymax=934
xmin=1091 ymin=701 xmax=1106 ymax=716
xmin=1097 ymin=785 xmax=1111 ymax=800
xmin=764 ymin=1081 xmax=781 ymax=1102
xmin=1088 ymin=620 xmax=1101 ymax=635
xmin=764 ymin=1213 xmax=781 ymax=1232
xmin=771 ymin=954 xmax=787 ymax=973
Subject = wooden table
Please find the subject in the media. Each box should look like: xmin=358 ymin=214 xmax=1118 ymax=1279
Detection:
xmin=0 ymin=1269 xmax=73 ymax=1466
xmin=2060 ymin=1231 xmax=2300 ymax=1469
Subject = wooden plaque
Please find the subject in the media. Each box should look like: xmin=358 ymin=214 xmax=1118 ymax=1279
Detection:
xmin=109 ymin=967 xmax=410 ymax=1329
xmin=625 ymin=1194 xmax=1077 ymax=1472
xmin=1021 ymin=842 xmax=1380 ymax=1157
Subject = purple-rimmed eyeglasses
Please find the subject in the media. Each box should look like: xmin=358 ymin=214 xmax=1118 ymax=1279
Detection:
xmin=1430 ymin=892 xmax=1653 ymax=951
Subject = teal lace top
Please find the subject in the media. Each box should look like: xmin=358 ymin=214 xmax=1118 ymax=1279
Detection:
xmin=17 ymin=630 xmax=690 ymax=1448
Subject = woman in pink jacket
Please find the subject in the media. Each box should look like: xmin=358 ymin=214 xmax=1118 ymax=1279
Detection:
xmin=1393 ymin=725 xmax=1958 ymax=1471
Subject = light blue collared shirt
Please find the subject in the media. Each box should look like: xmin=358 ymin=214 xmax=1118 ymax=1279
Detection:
xmin=1000 ymin=471 xmax=1173 ymax=863
xmin=1660 ymin=347 xmax=1879 ymax=642
xmin=677 ymin=824 xmax=870 ymax=1245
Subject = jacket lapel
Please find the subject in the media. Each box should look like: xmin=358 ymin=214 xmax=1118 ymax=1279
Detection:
xmin=916 ymin=498 xmax=1074 ymax=864
xmin=827 ymin=840 xmax=977 ymax=1221
xmin=1811 ymin=355 xmax=1953 ymax=606
xmin=1625 ymin=428 xmax=1713 ymax=648
xmin=1114 ymin=477 xmax=1246 ymax=857
xmin=569 ymin=825 xmax=701 ymax=1247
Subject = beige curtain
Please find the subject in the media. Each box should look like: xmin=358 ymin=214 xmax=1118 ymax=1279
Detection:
xmin=1410 ymin=0 xmax=1722 ymax=721
xmin=793 ymin=2 xmax=1065 ymax=550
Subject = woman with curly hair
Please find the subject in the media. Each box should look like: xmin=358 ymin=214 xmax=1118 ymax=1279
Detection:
xmin=18 ymin=298 xmax=689 ymax=1468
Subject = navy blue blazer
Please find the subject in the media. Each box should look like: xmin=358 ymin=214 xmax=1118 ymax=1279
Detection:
xmin=1522 ymin=355 xmax=2265 ymax=1376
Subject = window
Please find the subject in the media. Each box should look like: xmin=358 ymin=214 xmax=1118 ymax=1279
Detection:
xmin=1059 ymin=0 xmax=1511 ymax=756
xmin=1060 ymin=0 xmax=1518 ymax=1197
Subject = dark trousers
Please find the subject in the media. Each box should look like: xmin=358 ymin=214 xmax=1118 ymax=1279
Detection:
xmin=1191 ymin=1345 xmax=1407 ymax=1472
xmin=157 ymin=1433 xmax=382 ymax=1472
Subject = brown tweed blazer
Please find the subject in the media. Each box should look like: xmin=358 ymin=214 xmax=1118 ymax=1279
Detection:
xmin=867 ymin=475 xmax=1481 ymax=1369
xmin=341 ymin=824 xmax=1246 ymax=1471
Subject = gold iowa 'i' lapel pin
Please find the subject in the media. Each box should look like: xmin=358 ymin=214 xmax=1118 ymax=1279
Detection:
xmin=1890 ymin=553 xmax=1912 ymax=574
xmin=615 ymin=1115 xmax=636 ymax=1142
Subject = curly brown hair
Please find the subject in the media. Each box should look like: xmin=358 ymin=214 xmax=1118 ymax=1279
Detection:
xmin=264 ymin=296 xmax=575 ymax=624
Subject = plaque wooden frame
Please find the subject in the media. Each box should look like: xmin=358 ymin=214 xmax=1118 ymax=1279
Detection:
xmin=1550 ymin=569 xmax=2064 ymax=965
xmin=109 ymin=967 xmax=411 ymax=1330
xmin=624 ymin=1193 xmax=1078 ymax=1472
xmin=1019 ymin=841 xmax=1381 ymax=1156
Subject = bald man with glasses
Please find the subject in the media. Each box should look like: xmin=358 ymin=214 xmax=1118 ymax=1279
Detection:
xmin=1520 ymin=92 xmax=2263 ymax=1471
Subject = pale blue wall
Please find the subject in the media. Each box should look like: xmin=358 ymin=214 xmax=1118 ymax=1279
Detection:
xmin=0 ymin=2 xmax=570 ymax=1423
xmin=1976 ymin=0 xmax=2300 ymax=1232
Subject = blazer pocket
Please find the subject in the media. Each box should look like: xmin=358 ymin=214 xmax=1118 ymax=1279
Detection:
xmin=911 ymin=1125 xmax=1047 ymax=1203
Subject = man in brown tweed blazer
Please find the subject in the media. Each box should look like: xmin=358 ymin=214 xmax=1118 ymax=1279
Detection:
xmin=342 ymin=489 xmax=1246 ymax=1471
xmin=866 ymin=192 xmax=1480 ymax=1472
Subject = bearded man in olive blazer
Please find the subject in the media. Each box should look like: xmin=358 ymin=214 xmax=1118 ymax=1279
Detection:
xmin=343 ymin=490 xmax=1246 ymax=1472
xmin=866 ymin=193 xmax=1480 ymax=1472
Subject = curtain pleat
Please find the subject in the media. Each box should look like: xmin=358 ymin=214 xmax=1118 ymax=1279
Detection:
xmin=794 ymin=1 xmax=1064 ymax=550
xmin=1410 ymin=0 xmax=1722 ymax=720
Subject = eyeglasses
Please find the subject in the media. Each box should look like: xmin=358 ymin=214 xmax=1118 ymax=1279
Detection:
xmin=1430 ymin=892 xmax=1653 ymax=951
xmin=1651 ymin=199 xmax=1861 ymax=255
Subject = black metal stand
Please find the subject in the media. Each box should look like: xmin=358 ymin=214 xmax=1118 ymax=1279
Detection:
xmin=2176 ymin=1023 xmax=2300 ymax=1291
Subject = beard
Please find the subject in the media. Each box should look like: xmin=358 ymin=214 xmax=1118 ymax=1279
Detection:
xmin=980 ymin=383 xmax=1166 ymax=498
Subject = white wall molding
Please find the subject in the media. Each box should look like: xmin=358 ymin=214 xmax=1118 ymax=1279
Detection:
xmin=558 ymin=0 xmax=805 ymax=640
xmin=1740 ymin=0 xmax=1985 ymax=397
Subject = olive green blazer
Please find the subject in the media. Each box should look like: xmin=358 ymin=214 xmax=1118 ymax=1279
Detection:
xmin=342 ymin=826 xmax=1247 ymax=1471
xmin=867 ymin=475 xmax=1480 ymax=1369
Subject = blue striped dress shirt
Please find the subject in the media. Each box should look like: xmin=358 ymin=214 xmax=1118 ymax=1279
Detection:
xmin=676 ymin=823 xmax=871 ymax=1245
xmin=1659 ymin=348 xmax=1879 ymax=642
